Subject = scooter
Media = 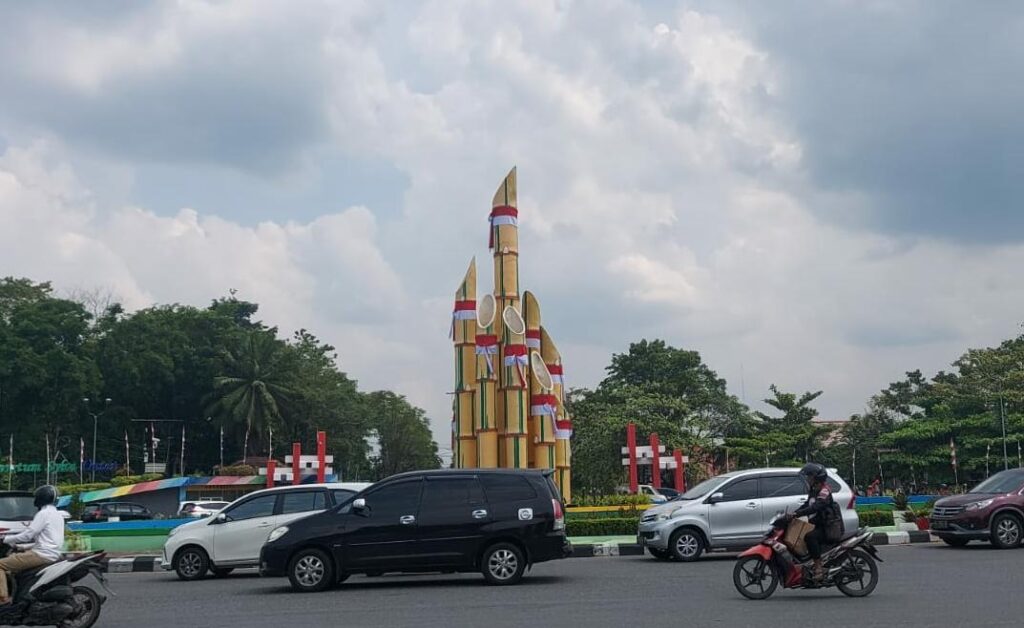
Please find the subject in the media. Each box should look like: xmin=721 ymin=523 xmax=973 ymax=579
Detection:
xmin=0 ymin=539 xmax=110 ymax=627
xmin=732 ymin=514 xmax=882 ymax=599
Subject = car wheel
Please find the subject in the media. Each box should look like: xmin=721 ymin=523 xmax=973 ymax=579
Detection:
xmin=481 ymin=542 xmax=526 ymax=585
xmin=210 ymin=567 xmax=234 ymax=578
xmin=991 ymin=513 xmax=1022 ymax=549
xmin=648 ymin=547 xmax=673 ymax=561
xmin=288 ymin=548 xmax=335 ymax=593
xmin=174 ymin=547 xmax=209 ymax=581
xmin=942 ymin=537 xmax=969 ymax=547
xmin=668 ymin=528 xmax=705 ymax=562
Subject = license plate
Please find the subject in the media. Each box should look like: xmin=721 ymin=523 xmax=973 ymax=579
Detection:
xmin=932 ymin=520 xmax=949 ymax=530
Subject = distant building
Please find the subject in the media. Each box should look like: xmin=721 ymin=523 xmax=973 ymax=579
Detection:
xmin=812 ymin=418 xmax=848 ymax=446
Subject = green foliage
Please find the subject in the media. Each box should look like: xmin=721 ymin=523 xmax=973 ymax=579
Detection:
xmin=858 ymin=510 xmax=895 ymax=527
xmin=215 ymin=464 xmax=257 ymax=476
xmin=366 ymin=391 xmax=441 ymax=480
xmin=570 ymin=340 xmax=752 ymax=494
xmin=110 ymin=473 xmax=164 ymax=487
xmin=566 ymin=517 xmax=639 ymax=537
xmin=0 ymin=278 xmax=437 ymax=481
xmin=726 ymin=385 xmax=829 ymax=468
xmin=571 ymin=494 xmax=651 ymax=508
xmin=893 ymin=492 xmax=908 ymax=510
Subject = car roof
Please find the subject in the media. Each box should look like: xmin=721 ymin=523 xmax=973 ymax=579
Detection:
xmin=241 ymin=482 xmax=371 ymax=499
xmin=384 ymin=469 xmax=553 ymax=482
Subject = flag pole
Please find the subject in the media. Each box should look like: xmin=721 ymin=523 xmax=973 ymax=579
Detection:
xmin=180 ymin=424 xmax=185 ymax=476
xmin=7 ymin=434 xmax=12 ymax=490
xmin=124 ymin=430 xmax=131 ymax=476
xmin=45 ymin=433 xmax=51 ymax=485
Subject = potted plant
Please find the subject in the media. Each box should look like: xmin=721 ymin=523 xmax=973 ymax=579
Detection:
xmin=901 ymin=507 xmax=931 ymax=531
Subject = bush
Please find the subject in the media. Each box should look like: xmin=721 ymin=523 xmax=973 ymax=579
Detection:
xmin=572 ymin=494 xmax=652 ymax=508
xmin=858 ymin=510 xmax=895 ymax=527
xmin=893 ymin=492 xmax=908 ymax=510
xmin=216 ymin=464 xmax=257 ymax=476
xmin=110 ymin=473 xmax=164 ymax=487
xmin=566 ymin=517 xmax=639 ymax=537
xmin=57 ymin=482 xmax=111 ymax=495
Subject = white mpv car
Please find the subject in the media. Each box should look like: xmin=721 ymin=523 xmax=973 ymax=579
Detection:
xmin=163 ymin=482 xmax=369 ymax=580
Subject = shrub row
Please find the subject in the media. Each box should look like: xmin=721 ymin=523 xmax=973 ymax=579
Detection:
xmin=572 ymin=494 xmax=652 ymax=508
xmin=58 ymin=473 xmax=165 ymax=496
xmin=566 ymin=517 xmax=639 ymax=537
xmin=857 ymin=510 xmax=895 ymax=527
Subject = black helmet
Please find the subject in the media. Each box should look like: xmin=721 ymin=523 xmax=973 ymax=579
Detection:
xmin=799 ymin=462 xmax=827 ymax=484
xmin=33 ymin=485 xmax=58 ymax=509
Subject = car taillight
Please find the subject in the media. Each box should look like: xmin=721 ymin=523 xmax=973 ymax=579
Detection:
xmin=552 ymin=499 xmax=565 ymax=531
xmin=847 ymin=494 xmax=856 ymax=510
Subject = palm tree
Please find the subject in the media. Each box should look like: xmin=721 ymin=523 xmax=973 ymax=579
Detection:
xmin=206 ymin=331 xmax=294 ymax=464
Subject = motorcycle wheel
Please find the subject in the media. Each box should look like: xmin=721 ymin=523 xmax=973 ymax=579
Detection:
xmin=836 ymin=549 xmax=878 ymax=598
xmin=733 ymin=556 xmax=778 ymax=600
xmin=59 ymin=586 xmax=103 ymax=628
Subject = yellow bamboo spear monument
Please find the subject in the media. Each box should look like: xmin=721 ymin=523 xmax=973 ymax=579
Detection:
xmin=490 ymin=168 xmax=528 ymax=468
xmin=542 ymin=326 xmax=572 ymax=502
xmin=474 ymin=294 xmax=499 ymax=468
xmin=524 ymin=291 xmax=552 ymax=468
xmin=451 ymin=259 xmax=478 ymax=468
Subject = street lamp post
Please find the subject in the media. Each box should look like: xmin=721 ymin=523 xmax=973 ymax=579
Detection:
xmin=82 ymin=397 xmax=112 ymax=482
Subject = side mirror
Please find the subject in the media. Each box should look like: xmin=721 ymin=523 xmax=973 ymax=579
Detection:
xmin=214 ymin=513 xmax=228 ymax=524
xmin=707 ymin=492 xmax=724 ymax=504
xmin=352 ymin=498 xmax=368 ymax=516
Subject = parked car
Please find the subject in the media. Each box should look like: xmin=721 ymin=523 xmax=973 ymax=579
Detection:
xmin=615 ymin=484 xmax=676 ymax=503
xmin=260 ymin=469 xmax=572 ymax=592
xmin=163 ymin=482 xmax=369 ymax=580
xmin=637 ymin=467 xmax=859 ymax=562
xmin=0 ymin=491 xmax=37 ymax=535
xmin=930 ymin=468 xmax=1024 ymax=549
xmin=177 ymin=501 xmax=230 ymax=518
xmin=81 ymin=502 xmax=154 ymax=523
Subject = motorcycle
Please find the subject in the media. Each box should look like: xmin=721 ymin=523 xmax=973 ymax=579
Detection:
xmin=0 ymin=539 xmax=111 ymax=627
xmin=732 ymin=513 xmax=882 ymax=600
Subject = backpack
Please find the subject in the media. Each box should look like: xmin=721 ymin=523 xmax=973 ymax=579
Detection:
xmin=825 ymin=499 xmax=844 ymax=542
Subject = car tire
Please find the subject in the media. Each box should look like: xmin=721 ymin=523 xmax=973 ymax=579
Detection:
xmin=287 ymin=548 xmax=336 ymax=593
xmin=941 ymin=537 xmax=969 ymax=547
xmin=481 ymin=542 xmax=526 ymax=585
xmin=210 ymin=567 xmax=234 ymax=578
xmin=648 ymin=547 xmax=673 ymax=561
xmin=174 ymin=547 xmax=209 ymax=581
xmin=668 ymin=528 xmax=705 ymax=562
xmin=990 ymin=513 xmax=1023 ymax=549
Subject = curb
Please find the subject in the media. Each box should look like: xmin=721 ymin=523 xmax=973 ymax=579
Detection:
xmin=102 ymin=556 xmax=163 ymax=573
xmin=869 ymin=530 xmax=937 ymax=545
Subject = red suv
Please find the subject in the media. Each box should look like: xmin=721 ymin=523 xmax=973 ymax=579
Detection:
xmin=930 ymin=469 xmax=1024 ymax=549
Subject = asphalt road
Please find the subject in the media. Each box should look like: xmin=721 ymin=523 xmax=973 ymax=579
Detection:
xmin=97 ymin=544 xmax=1023 ymax=628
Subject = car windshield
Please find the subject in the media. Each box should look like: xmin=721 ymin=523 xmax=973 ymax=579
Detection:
xmin=674 ymin=477 xmax=730 ymax=501
xmin=0 ymin=496 xmax=36 ymax=521
xmin=969 ymin=471 xmax=1024 ymax=495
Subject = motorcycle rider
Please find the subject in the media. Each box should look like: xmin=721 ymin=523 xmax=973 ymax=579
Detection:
xmin=792 ymin=463 xmax=833 ymax=583
xmin=0 ymin=486 xmax=64 ymax=606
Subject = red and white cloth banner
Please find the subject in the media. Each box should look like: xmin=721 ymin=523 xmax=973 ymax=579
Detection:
xmin=547 ymin=363 xmax=564 ymax=386
xmin=526 ymin=329 xmax=542 ymax=349
xmin=503 ymin=344 xmax=528 ymax=387
xmin=950 ymin=437 xmax=957 ymax=468
xmin=475 ymin=334 xmax=499 ymax=374
xmin=530 ymin=394 xmax=558 ymax=417
xmin=449 ymin=300 xmax=477 ymax=337
xmin=555 ymin=418 xmax=573 ymax=439
xmin=489 ymin=205 xmax=518 ymax=249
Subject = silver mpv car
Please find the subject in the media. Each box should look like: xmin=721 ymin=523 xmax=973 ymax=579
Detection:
xmin=636 ymin=467 xmax=859 ymax=561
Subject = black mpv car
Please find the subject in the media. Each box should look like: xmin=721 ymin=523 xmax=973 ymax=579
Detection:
xmin=260 ymin=469 xmax=571 ymax=591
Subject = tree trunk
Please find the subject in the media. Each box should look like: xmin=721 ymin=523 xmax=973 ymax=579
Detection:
xmin=242 ymin=425 xmax=250 ymax=465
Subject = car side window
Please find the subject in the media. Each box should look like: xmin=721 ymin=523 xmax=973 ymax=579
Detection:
xmin=480 ymin=475 xmax=536 ymax=503
xmin=280 ymin=491 xmax=327 ymax=515
xmin=331 ymin=489 xmax=356 ymax=506
xmin=718 ymin=478 xmax=759 ymax=502
xmin=364 ymin=480 xmax=423 ymax=520
xmin=421 ymin=477 xmax=485 ymax=516
xmin=760 ymin=475 xmax=806 ymax=498
xmin=223 ymin=495 xmax=278 ymax=521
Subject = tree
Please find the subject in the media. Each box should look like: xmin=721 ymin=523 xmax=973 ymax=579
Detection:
xmin=726 ymin=385 xmax=828 ymax=468
xmin=206 ymin=331 xmax=295 ymax=463
xmin=365 ymin=391 xmax=440 ymax=479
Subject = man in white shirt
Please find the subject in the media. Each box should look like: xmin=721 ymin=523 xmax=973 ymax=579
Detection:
xmin=0 ymin=486 xmax=64 ymax=605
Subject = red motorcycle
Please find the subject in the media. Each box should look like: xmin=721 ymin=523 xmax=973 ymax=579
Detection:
xmin=733 ymin=514 xmax=882 ymax=599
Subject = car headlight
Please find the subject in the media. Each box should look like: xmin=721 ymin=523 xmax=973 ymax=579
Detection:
xmin=965 ymin=499 xmax=995 ymax=511
xmin=267 ymin=526 xmax=289 ymax=543
xmin=656 ymin=508 xmax=683 ymax=521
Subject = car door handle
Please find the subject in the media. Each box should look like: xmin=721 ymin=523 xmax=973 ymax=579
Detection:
xmin=745 ymin=502 xmax=758 ymax=509
xmin=257 ymin=522 xmax=272 ymax=528
xmin=472 ymin=509 xmax=488 ymax=519
xmin=400 ymin=515 xmax=416 ymax=525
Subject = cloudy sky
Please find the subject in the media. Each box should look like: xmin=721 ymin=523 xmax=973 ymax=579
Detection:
xmin=2 ymin=1 xmax=1022 ymax=457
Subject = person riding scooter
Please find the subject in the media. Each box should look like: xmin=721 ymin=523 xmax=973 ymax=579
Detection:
xmin=791 ymin=463 xmax=834 ymax=583
xmin=0 ymin=485 xmax=65 ymax=606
